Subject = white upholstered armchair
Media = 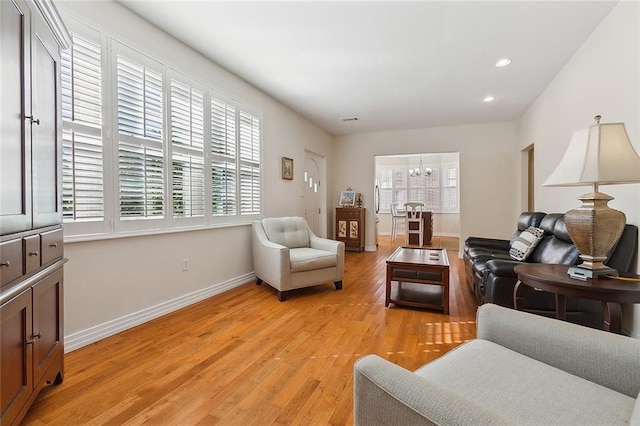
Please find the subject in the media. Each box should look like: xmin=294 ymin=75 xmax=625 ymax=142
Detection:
xmin=252 ymin=217 xmax=345 ymax=301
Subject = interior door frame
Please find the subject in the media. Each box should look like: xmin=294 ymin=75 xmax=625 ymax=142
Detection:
xmin=304 ymin=150 xmax=327 ymax=237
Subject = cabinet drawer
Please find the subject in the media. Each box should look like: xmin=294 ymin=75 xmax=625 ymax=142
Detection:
xmin=0 ymin=239 xmax=24 ymax=287
xmin=24 ymin=235 xmax=41 ymax=275
xmin=41 ymin=229 xmax=63 ymax=265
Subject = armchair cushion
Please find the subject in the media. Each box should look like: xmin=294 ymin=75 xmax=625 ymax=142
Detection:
xmin=262 ymin=217 xmax=310 ymax=248
xmin=289 ymin=247 xmax=337 ymax=273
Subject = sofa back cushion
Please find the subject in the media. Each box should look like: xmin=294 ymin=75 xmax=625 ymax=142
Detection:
xmin=511 ymin=212 xmax=547 ymax=245
xmin=529 ymin=218 xmax=580 ymax=265
xmin=262 ymin=217 xmax=310 ymax=248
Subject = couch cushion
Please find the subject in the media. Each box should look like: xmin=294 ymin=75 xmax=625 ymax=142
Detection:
xmin=509 ymin=226 xmax=544 ymax=261
xmin=262 ymin=217 xmax=310 ymax=248
xmin=289 ymin=248 xmax=337 ymax=273
xmin=414 ymin=339 xmax=635 ymax=425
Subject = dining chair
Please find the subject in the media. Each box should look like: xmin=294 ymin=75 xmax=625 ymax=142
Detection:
xmin=390 ymin=203 xmax=406 ymax=243
xmin=404 ymin=202 xmax=425 ymax=246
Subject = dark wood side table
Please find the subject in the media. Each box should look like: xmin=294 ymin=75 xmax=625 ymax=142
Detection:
xmin=514 ymin=264 xmax=640 ymax=334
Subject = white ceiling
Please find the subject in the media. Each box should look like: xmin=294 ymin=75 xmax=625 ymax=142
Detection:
xmin=119 ymin=1 xmax=616 ymax=136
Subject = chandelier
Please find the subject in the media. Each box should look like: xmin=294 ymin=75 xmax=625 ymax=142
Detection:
xmin=409 ymin=155 xmax=432 ymax=177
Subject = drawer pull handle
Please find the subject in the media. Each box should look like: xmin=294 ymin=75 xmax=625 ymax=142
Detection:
xmin=25 ymin=115 xmax=40 ymax=125
xmin=29 ymin=251 xmax=39 ymax=257
xmin=33 ymin=332 xmax=41 ymax=339
xmin=0 ymin=261 xmax=10 ymax=268
xmin=50 ymin=243 xmax=58 ymax=248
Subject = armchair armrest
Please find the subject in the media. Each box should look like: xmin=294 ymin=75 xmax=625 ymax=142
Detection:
xmin=353 ymin=355 xmax=510 ymax=425
xmin=252 ymin=221 xmax=290 ymax=287
xmin=309 ymin=232 xmax=345 ymax=280
xmin=465 ymin=237 xmax=510 ymax=252
xmin=477 ymin=304 xmax=640 ymax=398
xmin=309 ymin=233 xmax=341 ymax=253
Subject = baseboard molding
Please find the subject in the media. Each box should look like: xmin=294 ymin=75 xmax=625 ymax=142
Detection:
xmin=64 ymin=272 xmax=254 ymax=353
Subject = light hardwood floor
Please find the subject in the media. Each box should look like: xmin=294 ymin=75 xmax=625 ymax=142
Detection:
xmin=23 ymin=236 xmax=477 ymax=425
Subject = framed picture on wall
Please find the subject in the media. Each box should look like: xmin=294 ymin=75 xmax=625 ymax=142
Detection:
xmin=339 ymin=190 xmax=356 ymax=207
xmin=282 ymin=157 xmax=294 ymax=180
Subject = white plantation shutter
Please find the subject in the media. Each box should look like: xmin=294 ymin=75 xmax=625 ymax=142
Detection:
xmin=211 ymin=97 xmax=237 ymax=216
xmin=211 ymin=161 xmax=236 ymax=215
xmin=116 ymin=48 xmax=165 ymax=219
xmin=62 ymin=130 xmax=104 ymax=220
xmin=376 ymin=163 xmax=459 ymax=213
xmin=119 ymin=142 xmax=164 ymax=218
xmin=172 ymin=153 xmax=204 ymax=217
xmin=61 ymin=19 xmax=263 ymax=238
xmin=60 ymin=31 xmax=104 ymax=222
xmin=239 ymin=111 xmax=260 ymax=215
xmin=116 ymin=57 xmax=163 ymax=140
xmin=170 ymin=78 xmax=204 ymax=218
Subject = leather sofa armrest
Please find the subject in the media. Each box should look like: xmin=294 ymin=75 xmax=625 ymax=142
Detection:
xmin=485 ymin=259 xmax=520 ymax=277
xmin=464 ymin=237 xmax=510 ymax=252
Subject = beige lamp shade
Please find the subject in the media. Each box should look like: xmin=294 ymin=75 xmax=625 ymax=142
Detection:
xmin=542 ymin=120 xmax=640 ymax=278
xmin=543 ymin=122 xmax=640 ymax=187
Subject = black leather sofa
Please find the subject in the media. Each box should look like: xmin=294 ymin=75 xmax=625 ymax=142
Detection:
xmin=464 ymin=212 xmax=638 ymax=329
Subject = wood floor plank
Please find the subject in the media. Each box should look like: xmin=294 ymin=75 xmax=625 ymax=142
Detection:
xmin=22 ymin=235 xmax=477 ymax=425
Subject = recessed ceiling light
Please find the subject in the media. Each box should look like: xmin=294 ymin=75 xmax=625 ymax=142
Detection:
xmin=483 ymin=96 xmax=496 ymax=103
xmin=495 ymin=58 xmax=512 ymax=67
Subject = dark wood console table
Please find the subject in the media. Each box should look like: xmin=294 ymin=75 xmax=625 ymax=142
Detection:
xmin=514 ymin=264 xmax=640 ymax=334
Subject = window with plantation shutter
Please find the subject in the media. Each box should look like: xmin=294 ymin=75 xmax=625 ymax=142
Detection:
xmin=376 ymin=162 xmax=457 ymax=213
xmin=170 ymin=78 xmax=204 ymax=218
xmin=60 ymin=31 xmax=104 ymax=222
xmin=115 ymin=46 xmax=165 ymax=220
xmin=239 ymin=111 xmax=260 ymax=215
xmin=61 ymin=19 xmax=262 ymax=239
xmin=211 ymin=97 xmax=237 ymax=216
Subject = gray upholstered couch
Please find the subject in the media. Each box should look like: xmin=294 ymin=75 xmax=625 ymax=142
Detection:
xmin=252 ymin=217 xmax=345 ymax=301
xmin=354 ymin=304 xmax=640 ymax=425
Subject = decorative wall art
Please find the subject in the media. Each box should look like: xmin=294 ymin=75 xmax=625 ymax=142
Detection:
xmin=282 ymin=157 xmax=293 ymax=180
xmin=339 ymin=190 xmax=356 ymax=207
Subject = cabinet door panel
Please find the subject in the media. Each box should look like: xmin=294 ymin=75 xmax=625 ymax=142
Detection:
xmin=32 ymin=269 xmax=63 ymax=386
xmin=0 ymin=289 xmax=33 ymax=423
xmin=31 ymin=17 xmax=61 ymax=228
xmin=0 ymin=0 xmax=32 ymax=234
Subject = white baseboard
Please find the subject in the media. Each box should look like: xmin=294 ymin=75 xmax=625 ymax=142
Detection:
xmin=64 ymin=272 xmax=254 ymax=353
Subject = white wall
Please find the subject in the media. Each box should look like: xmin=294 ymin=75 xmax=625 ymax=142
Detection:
xmin=332 ymin=121 xmax=520 ymax=252
xmin=57 ymin=1 xmax=333 ymax=349
xmin=518 ymin=1 xmax=640 ymax=336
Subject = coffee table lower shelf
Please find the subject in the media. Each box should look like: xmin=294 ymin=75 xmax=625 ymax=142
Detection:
xmin=387 ymin=282 xmax=446 ymax=312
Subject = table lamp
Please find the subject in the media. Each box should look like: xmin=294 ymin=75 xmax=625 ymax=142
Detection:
xmin=543 ymin=116 xmax=640 ymax=280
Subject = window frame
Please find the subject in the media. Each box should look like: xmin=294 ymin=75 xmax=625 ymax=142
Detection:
xmin=377 ymin=161 xmax=459 ymax=214
xmin=61 ymin=17 xmax=263 ymax=241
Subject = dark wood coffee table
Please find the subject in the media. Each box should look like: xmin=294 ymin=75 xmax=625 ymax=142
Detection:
xmin=385 ymin=247 xmax=450 ymax=313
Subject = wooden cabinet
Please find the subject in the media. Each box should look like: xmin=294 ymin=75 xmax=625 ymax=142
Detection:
xmin=0 ymin=1 xmax=68 ymax=424
xmin=1 ymin=269 xmax=63 ymax=425
xmin=407 ymin=211 xmax=433 ymax=245
xmin=336 ymin=208 xmax=366 ymax=252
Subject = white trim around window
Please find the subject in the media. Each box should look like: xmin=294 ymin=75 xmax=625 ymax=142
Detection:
xmin=61 ymin=16 xmax=262 ymax=240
